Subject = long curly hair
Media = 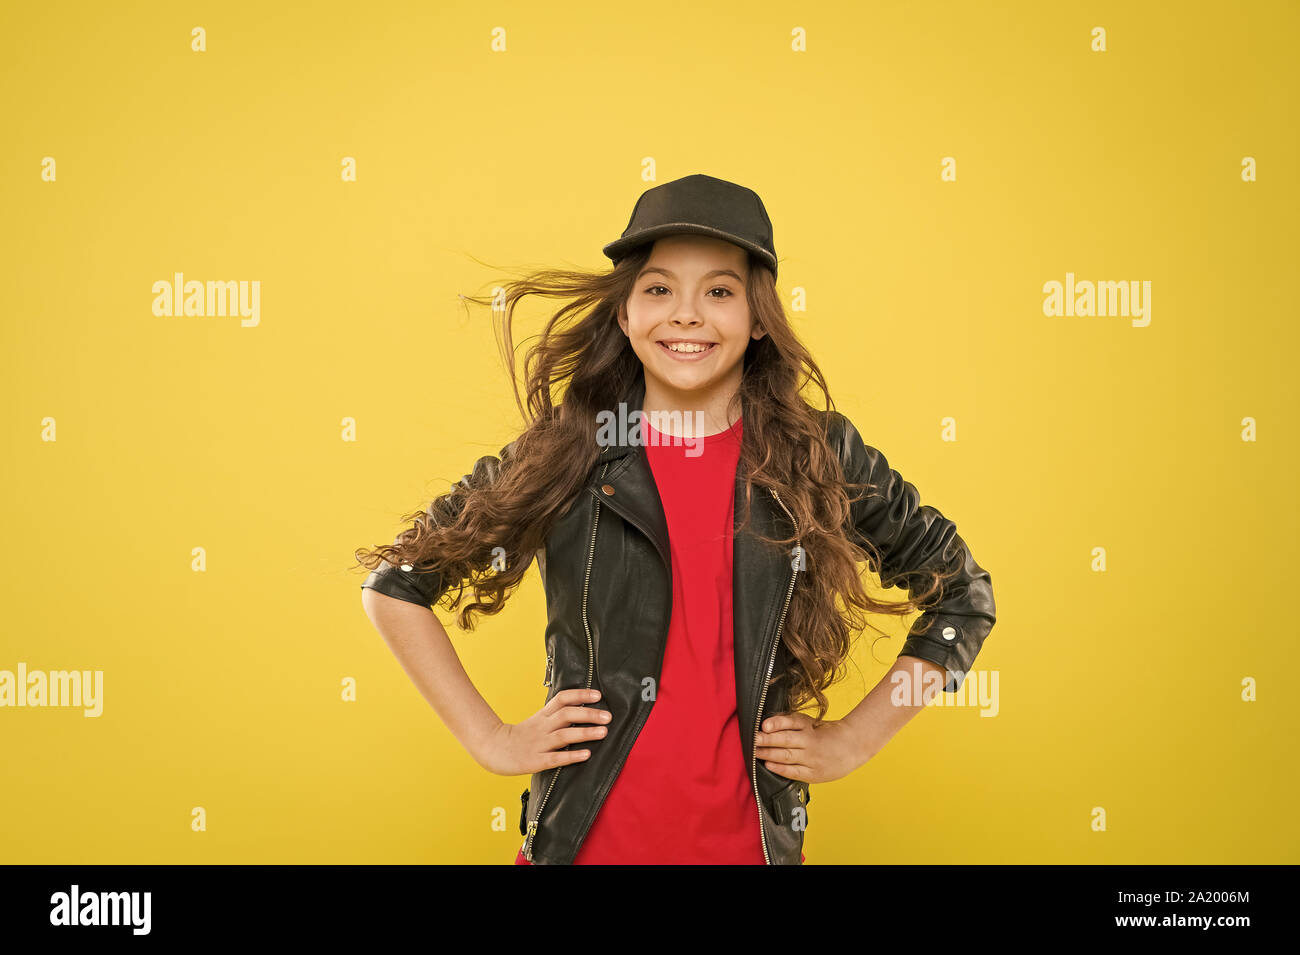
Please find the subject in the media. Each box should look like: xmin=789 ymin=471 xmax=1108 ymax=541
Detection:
xmin=353 ymin=242 xmax=961 ymax=720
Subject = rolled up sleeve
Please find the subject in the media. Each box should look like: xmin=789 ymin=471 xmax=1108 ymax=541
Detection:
xmin=361 ymin=557 xmax=447 ymax=608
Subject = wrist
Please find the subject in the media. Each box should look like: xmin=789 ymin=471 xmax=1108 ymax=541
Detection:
xmin=839 ymin=712 xmax=883 ymax=767
xmin=465 ymin=713 xmax=506 ymax=768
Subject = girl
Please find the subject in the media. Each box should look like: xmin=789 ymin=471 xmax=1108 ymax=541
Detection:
xmin=355 ymin=173 xmax=996 ymax=865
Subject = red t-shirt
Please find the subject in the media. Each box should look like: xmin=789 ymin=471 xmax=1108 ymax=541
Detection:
xmin=517 ymin=415 xmax=768 ymax=864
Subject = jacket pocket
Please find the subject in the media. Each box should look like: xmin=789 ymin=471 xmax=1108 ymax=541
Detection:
xmin=767 ymin=779 xmax=811 ymax=831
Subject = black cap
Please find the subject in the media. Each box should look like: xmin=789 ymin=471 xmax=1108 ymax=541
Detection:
xmin=602 ymin=174 xmax=778 ymax=278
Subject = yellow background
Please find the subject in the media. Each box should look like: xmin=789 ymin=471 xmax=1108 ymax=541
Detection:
xmin=2 ymin=0 xmax=1296 ymax=863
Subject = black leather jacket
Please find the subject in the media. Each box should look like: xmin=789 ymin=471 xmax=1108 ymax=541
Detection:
xmin=361 ymin=371 xmax=996 ymax=864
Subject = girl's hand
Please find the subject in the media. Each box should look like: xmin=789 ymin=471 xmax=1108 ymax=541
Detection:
xmin=476 ymin=688 xmax=612 ymax=777
xmin=754 ymin=712 xmax=866 ymax=784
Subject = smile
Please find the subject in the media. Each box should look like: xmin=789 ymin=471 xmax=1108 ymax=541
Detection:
xmin=657 ymin=341 xmax=718 ymax=360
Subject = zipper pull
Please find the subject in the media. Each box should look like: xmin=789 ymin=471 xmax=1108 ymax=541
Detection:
xmin=543 ymin=652 xmax=554 ymax=687
xmin=524 ymin=820 xmax=539 ymax=860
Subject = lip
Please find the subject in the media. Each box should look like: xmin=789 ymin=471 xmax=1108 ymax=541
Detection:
xmin=656 ymin=340 xmax=718 ymax=362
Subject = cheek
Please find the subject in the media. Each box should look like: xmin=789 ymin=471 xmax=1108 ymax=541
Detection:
xmin=724 ymin=320 xmax=754 ymax=346
xmin=627 ymin=313 xmax=670 ymax=343
xmin=623 ymin=302 xmax=655 ymax=332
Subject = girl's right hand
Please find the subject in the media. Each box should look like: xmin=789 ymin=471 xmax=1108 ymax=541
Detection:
xmin=477 ymin=688 xmax=612 ymax=777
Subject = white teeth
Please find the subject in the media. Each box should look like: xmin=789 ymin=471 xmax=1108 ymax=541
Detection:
xmin=664 ymin=342 xmax=712 ymax=353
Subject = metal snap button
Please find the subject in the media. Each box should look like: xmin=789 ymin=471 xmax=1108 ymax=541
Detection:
xmin=942 ymin=626 xmax=957 ymax=641
xmin=601 ymin=484 xmax=616 ymax=495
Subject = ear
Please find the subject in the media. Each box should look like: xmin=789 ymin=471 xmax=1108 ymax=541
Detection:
xmin=750 ymin=323 xmax=767 ymax=342
xmin=616 ymin=301 xmax=629 ymax=337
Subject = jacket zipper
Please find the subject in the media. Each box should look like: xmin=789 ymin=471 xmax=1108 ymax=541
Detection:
xmin=752 ymin=487 xmax=801 ymax=865
xmin=523 ymin=460 xmax=608 ymax=861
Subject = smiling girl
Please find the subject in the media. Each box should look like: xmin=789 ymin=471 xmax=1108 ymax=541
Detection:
xmin=355 ymin=174 xmax=996 ymax=865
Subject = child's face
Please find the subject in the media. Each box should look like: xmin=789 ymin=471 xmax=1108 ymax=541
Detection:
xmin=618 ymin=234 xmax=766 ymax=402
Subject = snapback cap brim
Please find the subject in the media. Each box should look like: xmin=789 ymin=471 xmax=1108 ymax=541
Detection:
xmin=602 ymin=222 xmax=777 ymax=274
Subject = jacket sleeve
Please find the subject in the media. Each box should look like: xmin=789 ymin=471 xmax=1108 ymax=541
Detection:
xmin=360 ymin=439 xmax=518 ymax=609
xmin=834 ymin=412 xmax=996 ymax=693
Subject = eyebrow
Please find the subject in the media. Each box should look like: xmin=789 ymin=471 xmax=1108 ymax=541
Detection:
xmin=637 ymin=266 xmax=745 ymax=283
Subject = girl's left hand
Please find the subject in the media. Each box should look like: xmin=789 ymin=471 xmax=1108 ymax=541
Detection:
xmin=754 ymin=712 xmax=866 ymax=783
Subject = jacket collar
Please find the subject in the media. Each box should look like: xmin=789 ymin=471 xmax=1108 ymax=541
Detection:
xmin=585 ymin=368 xmax=671 ymax=565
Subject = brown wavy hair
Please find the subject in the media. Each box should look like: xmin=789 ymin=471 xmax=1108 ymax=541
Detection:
xmin=353 ymin=242 xmax=962 ymax=720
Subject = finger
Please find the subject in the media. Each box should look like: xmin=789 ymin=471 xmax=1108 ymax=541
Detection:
xmin=545 ymin=688 xmax=601 ymax=714
xmin=552 ymin=723 xmax=609 ymax=746
xmin=554 ymin=704 xmax=611 ymax=726
xmin=754 ymin=729 xmax=806 ymax=749
xmin=763 ymin=759 xmax=812 ymax=781
xmin=544 ymin=748 xmax=591 ymax=767
xmin=760 ymin=713 xmax=811 ymax=734
xmin=759 ymin=715 xmax=790 ymax=734
xmin=755 ymin=745 xmax=799 ymax=764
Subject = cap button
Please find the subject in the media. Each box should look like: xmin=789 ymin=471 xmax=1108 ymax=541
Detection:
xmin=601 ymin=484 xmax=616 ymax=496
